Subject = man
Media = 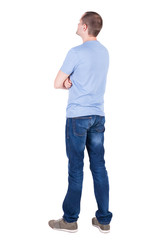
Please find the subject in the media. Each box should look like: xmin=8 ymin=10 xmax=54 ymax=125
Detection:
xmin=48 ymin=11 xmax=113 ymax=233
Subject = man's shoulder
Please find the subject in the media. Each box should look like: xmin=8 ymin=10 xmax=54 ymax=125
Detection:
xmin=70 ymin=42 xmax=109 ymax=52
xmin=68 ymin=42 xmax=109 ymax=58
xmin=70 ymin=43 xmax=84 ymax=53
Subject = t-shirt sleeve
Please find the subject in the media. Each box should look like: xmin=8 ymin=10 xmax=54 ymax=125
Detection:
xmin=60 ymin=49 xmax=77 ymax=75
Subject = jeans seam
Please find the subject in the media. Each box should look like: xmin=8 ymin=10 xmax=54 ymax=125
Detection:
xmin=72 ymin=116 xmax=92 ymax=119
xmin=67 ymin=118 xmax=69 ymax=139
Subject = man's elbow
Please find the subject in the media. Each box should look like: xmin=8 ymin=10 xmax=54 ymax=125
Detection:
xmin=54 ymin=83 xmax=59 ymax=89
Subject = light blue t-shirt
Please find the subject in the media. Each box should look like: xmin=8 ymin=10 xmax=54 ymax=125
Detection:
xmin=60 ymin=40 xmax=109 ymax=118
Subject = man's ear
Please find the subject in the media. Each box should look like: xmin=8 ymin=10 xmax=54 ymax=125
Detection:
xmin=83 ymin=23 xmax=87 ymax=31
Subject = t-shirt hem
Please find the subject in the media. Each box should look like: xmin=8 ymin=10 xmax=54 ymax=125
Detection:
xmin=66 ymin=111 xmax=105 ymax=118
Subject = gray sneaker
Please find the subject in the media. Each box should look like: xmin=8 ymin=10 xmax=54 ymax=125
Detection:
xmin=92 ymin=217 xmax=110 ymax=233
xmin=48 ymin=218 xmax=78 ymax=233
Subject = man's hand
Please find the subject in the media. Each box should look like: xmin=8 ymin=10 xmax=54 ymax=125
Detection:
xmin=63 ymin=77 xmax=72 ymax=89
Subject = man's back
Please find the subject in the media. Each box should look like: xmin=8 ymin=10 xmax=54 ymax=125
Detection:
xmin=60 ymin=40 xmax=109 ymax=118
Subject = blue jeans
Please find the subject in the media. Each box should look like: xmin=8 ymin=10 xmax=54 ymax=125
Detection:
xmin=62 ymin=115 xmax=113 ymax=224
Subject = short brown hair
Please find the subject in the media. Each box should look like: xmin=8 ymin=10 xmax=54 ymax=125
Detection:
xmin=81 ymin=11 xmax=103 ymax=37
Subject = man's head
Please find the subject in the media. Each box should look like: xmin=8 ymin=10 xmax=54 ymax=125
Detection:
xmin=76 ymin=11 xmax=103 ymax=39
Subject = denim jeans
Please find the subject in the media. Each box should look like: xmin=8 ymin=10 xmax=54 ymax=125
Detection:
xmin=62 ymin=115 xmax=113 ymax=224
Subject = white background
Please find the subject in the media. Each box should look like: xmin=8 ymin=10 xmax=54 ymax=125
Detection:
xmin=0 ymin=0 xmax=147 ymax=239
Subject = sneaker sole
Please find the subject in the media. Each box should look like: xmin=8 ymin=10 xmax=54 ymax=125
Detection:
xmin=52 ymin=227 xmax=78 ymax=233
xmin=92 ymin=224 xmax=110 ymax=233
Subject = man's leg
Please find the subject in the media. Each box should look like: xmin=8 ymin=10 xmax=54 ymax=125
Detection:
xmin=86 ymin=115 xmax=113 ymax=225
xmin=62 ymin=116 xmax=92 ymax=223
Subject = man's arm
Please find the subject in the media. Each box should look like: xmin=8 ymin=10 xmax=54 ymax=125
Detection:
xmin=54 ymin=70 xmax=69 ymax=89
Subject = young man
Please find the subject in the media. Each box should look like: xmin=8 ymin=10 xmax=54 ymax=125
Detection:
xmin=48 ymin=11 xmax=113 ymax=233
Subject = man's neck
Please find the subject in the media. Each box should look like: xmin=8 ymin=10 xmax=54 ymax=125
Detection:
xmin=82 ymin=36 xmax=97 ymax=43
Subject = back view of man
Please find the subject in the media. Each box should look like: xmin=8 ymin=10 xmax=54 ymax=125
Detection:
xmin=48 ymin=11 xmax=113 ymax=233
